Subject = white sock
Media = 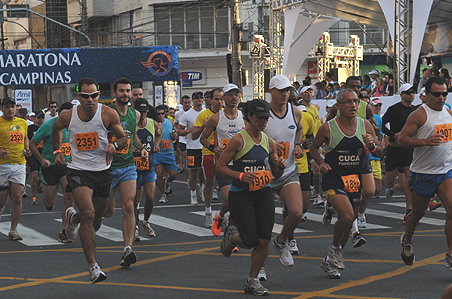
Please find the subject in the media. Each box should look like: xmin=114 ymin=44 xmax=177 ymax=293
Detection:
xmin=351 ymin=219 xmax=359 ymax=234
xmin=190 ymin=190 xmax=196 ymax=197
xmin=205 ymin=206 xmax=212 ymax=214
xmin=358 ymin=213 xmax=365 ymax=219
xmin=331 ymin=244 xmax=342 ymax=250
xmin=90 ymin=263 xmax=99 ymax=270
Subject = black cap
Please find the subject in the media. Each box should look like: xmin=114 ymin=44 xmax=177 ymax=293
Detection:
xmin=192 ymin=91 xmax=203 ymax=99
xmin=134 ymin=98 xmax=149 ymax=112
xmin=2 ymin=97 xmax=15 ymax=106
xmin=247 ymin=99 xmax=271 ymax=118
xmin=35 ymin=110 xmax=45 ymax=118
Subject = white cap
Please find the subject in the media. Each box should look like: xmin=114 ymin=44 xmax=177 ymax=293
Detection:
xmin=298 ymin=105 xmax=307 ymax=112
xmin=269 ymin=75 xmax=292 ymax=90
xmin=176 ymin=104 xmax=183 ymax=110
xmin=326 ymin=100 xmax=336 ymax=107
xmin=399 ymin=83 xmax=414 ymax=94
xmin=71 ymin=99 xmax=80 ymax=106
xmin=420 ymin=87 xmax=426 ymax=95
xmin=223 ymin=83 xmax=241 ymax=94
xmin=369 ymin=69 xmax=379 ymax=75
xmin=28 ymin=111 xmax=35 ymax=116
xmin=300 ymin=86 xmax=313 ymax=93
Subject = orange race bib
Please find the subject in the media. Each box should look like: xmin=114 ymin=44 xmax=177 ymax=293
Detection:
xmin=162 ymin=140 xmax=172 ymax=149
xmin=37 ymin=140 xmax=44 ymax=149
xmin=434 ymin=123 xmax=452 ymax=143
xmin=134 ymin=156 xmax=149 ymax=171
xmin=9 ymin=131 xmax=24 ymax=144
xmin=112 ymin=136 xmax=130 ymax=154
xmin=61 ymin=142 xmax=71 ymax=157
xmin=187 ymin=156 xmax=195 ymax=167
xmin=249 ymin=170 xmax=273 ymax=191
xmin=341 ymin=174 xmax=360 ymax=193
xmin=277 ymin=142 xmax=290 ymax=159
xmin=75 ymin=132 xmax=99 ymax=151
xmin=221 ymin=139 xmax=231 ymax=149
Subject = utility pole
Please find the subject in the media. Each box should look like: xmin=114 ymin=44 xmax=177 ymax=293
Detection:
xmin=231 ymin=0 xmax=242 ymax=88
xmin=0 ymin=2 xmax=7 ymax=97
xmin=80 ymin=0 xmax=88 ymax=46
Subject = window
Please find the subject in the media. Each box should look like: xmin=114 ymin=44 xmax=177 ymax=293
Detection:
xmin=155 ymin=1 xmax=229 ymax=50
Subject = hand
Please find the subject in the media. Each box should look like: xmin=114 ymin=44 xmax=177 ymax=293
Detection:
xmin=54 ymin=153 xmax=66 ymax=165
xmin=213 ymin=147 xmax=224 ymax=156
xmin=0 ymin=147 xmax=8 ymax=159
xmin=394 ymin=132 xmax=400 ymax=142
xmin=276 ymin=156 xmax=286 ymax=170
xmin=302 ymin=139 xmax=311 ymax=149
xmin=40 ymin=159 xmax=51 ymax=168
xmin=171 ymin=131 xmax=178 ymax=140
xmin=362 ymin=133 xmax=374 ymax=147
xmin=152 ymin=145 xmax=160 ymax=153
xmin=423 ymin=133 xmax=444 ymax=146
xmin=24 ymin=149 xmax=32 ymax=158
xmin=294 ymin=144 xmax=303 ymax=159
xmin=141 ymin=148 xmax=148 ymax=159
xmin=104 ymin=143 xmax=116 ymax=155
xmin=275 ymin=142 xmax=285 ymax=152
xmin=319 ymin=162 xmax=332 ymax=174
xmin=241 ymin=172 xmax=257 ymax=185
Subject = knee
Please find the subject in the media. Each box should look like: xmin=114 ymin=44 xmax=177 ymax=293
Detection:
xmin=103 ymin=206 xmax=115 ymax=218
xmin=338 ymin=211 xmax=355 ymax=224
xmin=242 ymin=235 xmax=258 ymax=249
xmin=287 ymin=206 xmax=304 ymax=220
xmin=168 ymin=171 xmax=177 ymax=180
xmin=80 ymin=208 xmax=95 ymax=223
xmin=122 ymin=200 xmax=135 ymax=215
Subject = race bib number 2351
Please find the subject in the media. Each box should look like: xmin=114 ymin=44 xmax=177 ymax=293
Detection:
xmin=74 ymin=132 xmax=99 ymax=151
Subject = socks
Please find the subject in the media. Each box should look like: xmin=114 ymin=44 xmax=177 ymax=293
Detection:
xmin=205 ymin=206 xmax=212 ymax=214
xmin=351 ymin=219 xmax=359 ymax=234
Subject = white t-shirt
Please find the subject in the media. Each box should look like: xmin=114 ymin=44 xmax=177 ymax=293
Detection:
xmin=175 ymin=109 xmax=188 ymax=144
xmin=179 ymin=107 xmax=205 ymax=150
xmin=44 ymin=113 xmax=58 ymax=123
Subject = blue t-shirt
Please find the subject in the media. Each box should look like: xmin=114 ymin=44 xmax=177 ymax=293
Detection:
xmin=369 ymin=114 xmax=382 ymax=161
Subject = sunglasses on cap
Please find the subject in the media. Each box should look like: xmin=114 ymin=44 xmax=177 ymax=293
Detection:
xmin=79 ymin=92 xmax=100 ymax=99
xmin=429 ymin=91 xmax=449 ymax=98
xmin=302 ymin=90 xmax=313 ymax=94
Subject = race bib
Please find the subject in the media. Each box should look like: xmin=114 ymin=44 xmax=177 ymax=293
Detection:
xmin=341 ymin=174 xmax=360 ymax=193
xmin=221 ymin=139 xmax=231 ymax=149
xmin=112 ymin=136 xmax=130 ymax=154
xmin=134 ymin=156 xmax=149 ymax=170
xmin=187 ymin=156 xmax=195 ymax=167
xmin=434 ymin=123 xmax=452 ymax=143
xmin=61 ymin=142 xmax=71 ymax=157
xmin=249 ymin=170 xmax=273 ymax=191
xmin=75 ymin=132 xmax=99 ymax=151
xmin=9 ymin=131 xmax=24 ymax=144
xmin=162 ymin=140 xmax=172 ymax=149
xmin=277 ymin=142 xmax=290 ymax=159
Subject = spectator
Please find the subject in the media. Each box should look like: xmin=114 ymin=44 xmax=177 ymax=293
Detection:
xmin=417 ymin=68 xmax=432 ymax=93
xmin=325 ymin=83 xmax=335 ymax=99
xmin=371 ymin=78 xmax=385 ymax=97
xmin=315 ymin=82 xmax=327 ymax=99
xmin=385 ymin=76 xmax=394 ymax=96
xmin=439 ymin=68 xmax=452 ymax=91
xmin=362 ymin=75 xmax=372 ymax=93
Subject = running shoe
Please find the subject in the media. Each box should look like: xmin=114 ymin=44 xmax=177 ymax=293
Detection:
xmin=8 ymin=229 xmax=23 ymax=241
xmin=272 ymin=236 xmax=294 ymax=267
xmin=288 ymin=239 xmax=299 ymax=255
xmin=327 ymin=245 xmax=344 ymax=269
xmin=190 ymin=193 xmax=198 ymax=205
xmin=31 ymin=196 xmax=38 ymax=205
xmin=89 ymin=263 xmax=106 ymax=284
xmin=65 ymin=207 xmax=79 ymax=240
xmin=94 ymin=217 xmax=104 ymax=232
xmin=322 ymin=202 xmax=335 ymax=227
xmin=120 ymin=246 xmax=137 ymax=267
xmin=0 ymin=205 xmax=5 ymax=221
xmin=357 ymin=215 xmax=367 ymax=228
xmin=400 ymin=233 xmax=415 ymax=265
xmin=212 ymin=211 xmax=224 ymax=236
xmin=22 ymin=191 xmax=27 ymax=198
xmin=244 ymin=277 xmax=268 ymax=296
xmin=258 ymin=264 xmax=267 ymax=281
xmin=205 ymin=212 xmax=213 ymax=228
xmin=320 ymin=257 xmax=341 ymax=279
xmin=445 ymin=253 xmax=452 ymax=270
xmin=58 ymin=229 xmax=73 ymax=243
xmin=224 ymin=212 xmax=230 ymax=227
xmin=351 ymin=232 xmax=366 ymax=248
xmin=212 ymin=188 xmax=219 ymax=200
xmin=159 ymin=195 xmax=168 ymax=203
xmin=134 ymin=226 xmax=141 ymax=242
xmin=232 ymin=246 xmax=239 ymax=253
xmin=220 ymin=226 xmax=237 ymax=258
xmin=163 ymin=177 xmax=172 ymax=195
xmin=142 ymin=221 xmax=156 ymax=237
xmin=313 ymin=195 xmax=325 ymax=206
xmin=300 ymin=215 xmax=307 ymax=222
xmin=385 ymin=188 xmax=394 ymax=199
xmin=428 ymin=198 xmax=442 ymax=211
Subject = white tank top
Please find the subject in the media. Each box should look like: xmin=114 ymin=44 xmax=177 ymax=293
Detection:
xmin=68 ymin=103 xmax=111 ymax=171
xmin=411 ymin=104 xmax=452 ymax=174
xmin=264 ymin=102 xmax=297 ymax=176
xmin=217 ymin=110 xmax=245 ymax=165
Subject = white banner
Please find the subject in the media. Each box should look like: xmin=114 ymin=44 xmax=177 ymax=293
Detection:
xmin=377 ymin=0 xmax=395 ymax=44
xmin=15 ymin=89 xmax=33 ymax=114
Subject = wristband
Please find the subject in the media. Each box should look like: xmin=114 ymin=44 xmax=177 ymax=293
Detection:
xmin=239 ymin=172 xmax=244 ymax=181
xmin=371 ymin=144 xmax=378 ymax=153
xmin=294 ymin=143 xmax=302 ymax=149
xmin=208 ymin=144 xmax=216 ymax=152
xmin=53 ymin=150 xmax=61 ymax=155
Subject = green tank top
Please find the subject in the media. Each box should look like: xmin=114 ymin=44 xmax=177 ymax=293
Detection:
xmin=110 ymin=105 xmax=136 ymax=169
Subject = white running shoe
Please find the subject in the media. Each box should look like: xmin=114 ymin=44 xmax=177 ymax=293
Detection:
xmin=191 ymin=194 xmax=198 ymax=205
xmin=159 ymin=195 xmax=168 ymax=203
xmin=212 ymin=188 xmax=219 ymax=200
xmin=357 ymin=215 xmax=367 ymax=228
xmin=89 ymin=263 xmax=106 ymax=284
xmin=205 ymin=212 xmax=213 ymax=228
xmin=288 ymin=239 xmax=299 ymax=255
xmin=272 ymin=236 xmax=294 ymax=267
xmin=65 ymin=207 xmax=79 ymax=240
xmin=327 ymin=245 xmax=344 ymax=269
xmin=142 ymin=221 xmax=156 ymax=237
xmin=258 ymin=264 xmax=267 ymax=281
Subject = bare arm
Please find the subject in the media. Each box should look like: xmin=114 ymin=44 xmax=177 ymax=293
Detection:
xmin=309 ymin=122 xmax=332 ymax=174
xmin=363 ymin=120 xmax=383 ymax=158
xmin=268 ymin=137 xmax=286 ymax=179
xmin=52 ymin=109 xmax=72 ymax=165
xmin=103 ymin=106 xmax=127 ymax=154
xmin=293 ymin=106 xmax=304 ymax=159
xmin=398 ymin=107 xmax=443 ymax=148
xmin=325 ymin=104 xmax=338 ymax=122
xmin=200 ymin=114 xmax=221 ymax=155
xmin=30 ymin=139 xmax=50 ymax=168
xmin=153 ymin=120 xmax=162 ymax=153
xmin=177 ymin=123 xmax=192 ymax=136
xmin=216 ymin=133 xmax=245 ymax=180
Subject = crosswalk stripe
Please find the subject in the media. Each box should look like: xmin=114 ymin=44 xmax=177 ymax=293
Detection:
xmin=0 ymin=222 xmax=62 ymax=246
xmin=364 ymin=208 xmax=445 ymax=226
xmin=146 ymin=214 xmax=212 ymax=237
xmin=380 ymin=202 xmax=446 ymax=214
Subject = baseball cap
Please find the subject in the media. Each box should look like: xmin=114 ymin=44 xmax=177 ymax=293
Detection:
xmin=191 ymin=91 xmax=203 ymax=99
xmin=372 ymin=99 xmax=383 ymax=105
xmin=369 ymin=69 xmax=379 ymax=75
xmin=223 ymin=83 xmax=241 ymax=94
xmin=36 ymin=110 xmax=45 ymax=118
xmin=399 ymin=83 xmax=414 ymax=94
xmin=1 ymin=97 xmax=15 ymax=106
xmin=134 ymin=98 xmax=149 ymax=112
xmin=246 ymin=99 xmax=271 ymax=118
xmin=269 ymin=75 xmax=292 ymax=90
xmin=326 ymin=100 xmax=336 ymax=107
xmin=300 ymin=86 xmax=313 ymax=93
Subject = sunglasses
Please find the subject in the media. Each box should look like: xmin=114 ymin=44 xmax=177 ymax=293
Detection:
xmin=401 ymin=90 xmax=415 ymax=95
xmin=50 ymin=106 xmax=57 ymax=108
xmin=158 ymin=112 xmax=166 ymax=115
xmin=302 ymin=90 xmax=313 ymax=94
xmin=429 ymin=91 xmax=449 ymax=98
xmin=192 ymin=96 xmax=203 ymax=100
xmin=337 ymin=99 xmax=360 ymax=105
xmin=79 ymin=92 xmax=100 ymax=99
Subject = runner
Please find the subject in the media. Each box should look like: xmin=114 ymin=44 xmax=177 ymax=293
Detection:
xmin=103 ymin=77 xmax=148 ymax=267
xmin=52 ymin=77 xmax=127 ymax=283
xmin=310 ymin=89 xmax=382 ymax=279
xmin=0 ymin=97 xmax=31 ymax=241
xmin=398 ymin=76 xmax=452 ymax=267
xmin=174 ymin=95 xmax=191 ymax=175
xmin=29 ymin=102 xmax=75 ymax=243
xmin=133 ymin=98 xmax=162 ymax=238
xmin=216 ymin=99 xmax=286 ymax=296
xmin=27 ymin=110 xmax=44 ymax=204
xmin=264 ymin=75 xmax=304 ymax=267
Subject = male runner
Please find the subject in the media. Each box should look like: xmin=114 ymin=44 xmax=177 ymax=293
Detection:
xmin=175 ymin=95 xmax=191 ymax=175
xmin=27 ymin=110 xmax=44 ymax=204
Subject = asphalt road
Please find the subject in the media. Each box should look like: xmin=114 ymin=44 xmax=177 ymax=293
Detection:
xmin=0 ymin=173 xmax=450 ymax=299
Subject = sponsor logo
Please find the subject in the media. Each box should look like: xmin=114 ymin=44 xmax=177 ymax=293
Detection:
xmin=141 ymin=51 xmax=173 ymax=77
